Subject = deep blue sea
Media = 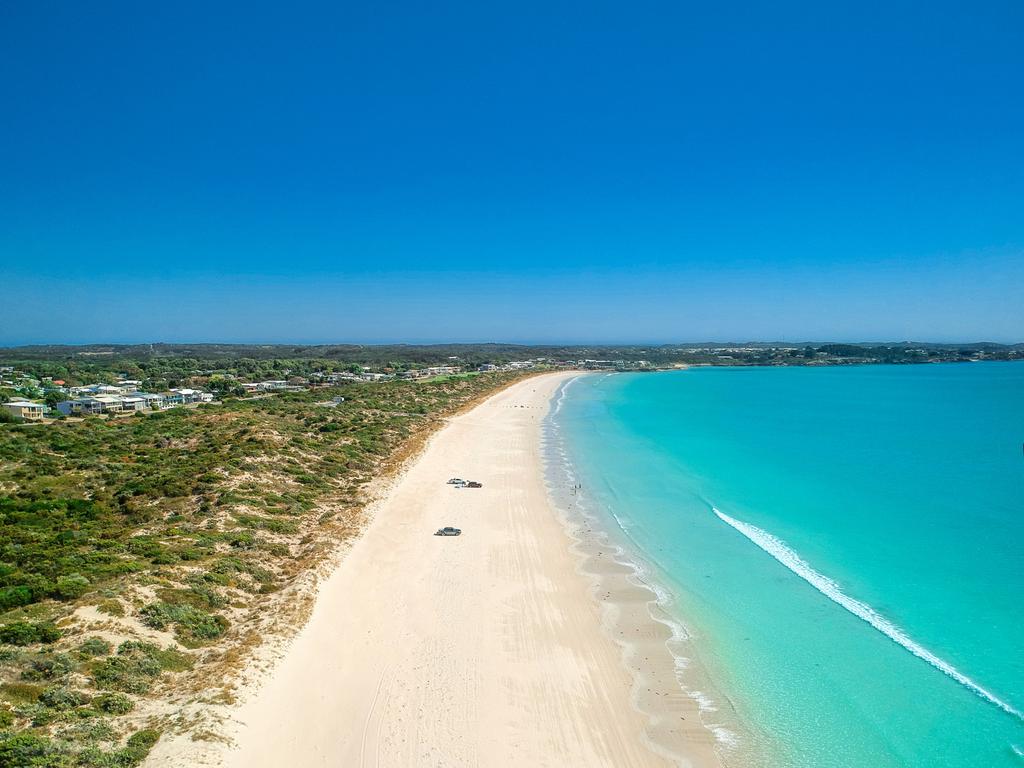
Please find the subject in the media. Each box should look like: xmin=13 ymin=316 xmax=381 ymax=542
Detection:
xmin=554 ymin=363 xmax=1023 ymax=767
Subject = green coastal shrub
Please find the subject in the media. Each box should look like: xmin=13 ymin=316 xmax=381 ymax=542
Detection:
xmin=234 ymin=515 xmax=298 ymax=534
xmin=92 ymin=692 xmax=133 ymax=715
xmin=56 ymin=718 xmax=117 ymax=744
xmin=0 ymin=732 xmax=66 ymax=767
xmin=122 ymin=729 xmax=160 ymax=761
xmin=53 ymin=574 xmax=91 ymax=600
xmin=117 ymin=642 xmax=191 ymax=673
xmin=20 ymin=653 xmax=74 ymax=681
xmin=96 ymin=599 xmax=125 ymax=617
xmin=161 ymin=581 xmax=225 ymax=611
xmin=38 ymin=685 xmax=88 ymax=710
xmin=77 ymin=637 xmax=113 ymax=658
xmin=227 ymin=531 xmax=256 ymax=549
xmin=139 ymin=603 xmax=228 ymax=646
xmin=14 ymin=701 xmax=58 ymax=727
xmin=0 ymin=727 xmax=158 ymax=768
xmin=0 ymin=621 xmax=61 ymax=646
xmin=91 ymin=650 xmax=161 ymax=695
xmin=91 ymin=642 xmax=191 ymax=694
xmin=0 ymin=623 xmax=39 ymax=646
xmin=137 ymin=603 xmax=180 ymax=631
xmin=0 ymin=681 xmax=43 ymax=703
xmin=0 ymin=586 xmax=33 ymax=611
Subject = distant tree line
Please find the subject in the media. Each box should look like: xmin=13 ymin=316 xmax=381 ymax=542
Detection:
xmin=0 ymin=341 xmax=1020 ymax=384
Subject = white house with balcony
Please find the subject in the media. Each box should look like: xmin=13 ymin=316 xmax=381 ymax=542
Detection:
xmin=2 ymin=400 xmax=46 ymax=420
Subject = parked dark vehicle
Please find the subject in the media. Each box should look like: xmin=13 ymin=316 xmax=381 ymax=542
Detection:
xmin=465 ymin=481 xmax=482 ymax=488
xmin=435 ymin=526 xmax=462 ymax=536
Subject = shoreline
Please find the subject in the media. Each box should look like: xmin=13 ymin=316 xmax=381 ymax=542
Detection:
xmin=168 ymin=371 xmax=723 ymax=767
xmin=543 ymin=377 xmax=731 ymax=765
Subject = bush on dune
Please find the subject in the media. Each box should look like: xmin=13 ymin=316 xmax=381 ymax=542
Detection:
xmin=138 ymin=603 xmax=228 ymax=646
xmin=90 ymin=642 xmax=188 ymax=694
xmin=0 ymin=622 xmax=61 ymax=647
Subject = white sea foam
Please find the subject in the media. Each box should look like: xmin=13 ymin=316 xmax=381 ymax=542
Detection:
xmin=546 ymin=388 xmax=741 ymax=750
xmin=552 ymin=374 xmax=581 ymax=415
xmin=688 ymin=690 xmax=739 ymax=749
xmin=714 ymin=508 xmax=1023 ymax=720
xmin=691 ymin=689 xmax=718 ymax=713
xmin=710 ymin=725 xmax=739 ymax=750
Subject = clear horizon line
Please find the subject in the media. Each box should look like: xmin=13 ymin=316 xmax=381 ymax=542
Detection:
xmin=1 ymin=338 xmax=1023 ymax=349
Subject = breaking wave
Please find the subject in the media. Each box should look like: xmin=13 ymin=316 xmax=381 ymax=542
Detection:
xmin=552 ymin=375 xmax=580 ymax=415
xmin=713 ymin=508 xmax=1022 ymax=720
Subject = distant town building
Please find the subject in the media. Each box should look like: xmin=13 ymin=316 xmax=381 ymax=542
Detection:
xmin=478 ymin=361 xmax=537 ymax=372
xmin=399 ymin=366 xmax=460 ymax=380
xmin=57 ymin=388 xmax=210 ymax=416
xmin=241 ymin=380 xmax=306 ymax=392
xmin=2 ymin=400 xmax=46 ymax=420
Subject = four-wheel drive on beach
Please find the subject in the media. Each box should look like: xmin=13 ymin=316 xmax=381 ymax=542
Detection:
xmin=435 ymin=526 xmax=462 ymax=536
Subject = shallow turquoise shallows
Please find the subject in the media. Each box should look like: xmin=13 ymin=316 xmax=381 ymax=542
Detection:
xmin=555 ymin=363 xmax=1024 ymax=768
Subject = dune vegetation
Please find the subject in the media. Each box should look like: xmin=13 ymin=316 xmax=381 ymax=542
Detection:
xmin=0 ymin=371 xmax=525 ymax=765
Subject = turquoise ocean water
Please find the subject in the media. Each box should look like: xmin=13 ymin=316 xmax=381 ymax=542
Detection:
xmin=553 ymin=363 xmax=1023 ymax=767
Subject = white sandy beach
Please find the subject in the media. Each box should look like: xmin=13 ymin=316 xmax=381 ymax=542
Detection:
xmin=220 ymin=372 xmax=721 ymax=768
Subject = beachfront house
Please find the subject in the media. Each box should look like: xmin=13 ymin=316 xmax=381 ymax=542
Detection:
xmin=71 ymin=384 xmax=121 ymax=396
xmin=240 ymin=380 xmax=295 ymax=392
xmin=55 ymin=387 xmax=210 ymax=416
xmin=2 ymin=400 xmax=46 ymax=420
xmin=57 ymin=397 xmax=102 ymax=416
xmin=93 ymin=385 xmax=125 ymax=395
xmin=92 ymin=395 xmax=128 ymax=412
xmin=167 ymin=388 xmax=214 ymax=404
xmin=135 ymin=392 xmax=165 ymax=409
xmin=120 ymin=396 xmax=147 ymax=412
xmin=68 ymin=381 xmax=150 ymax=396
xmin=322 ymin=371 xmax=393 ymax=384
xmin=399 ymin=366 xmax=460 ymax=380
xmin=58 ymin=395 xmax=140 ymax=415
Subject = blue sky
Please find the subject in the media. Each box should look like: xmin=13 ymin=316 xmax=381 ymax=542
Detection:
xmin=2 ymin=1 xmax=1022 ymax=344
